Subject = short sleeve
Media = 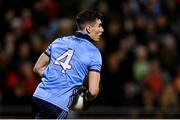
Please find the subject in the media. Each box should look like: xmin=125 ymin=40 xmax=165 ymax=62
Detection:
xmin=44 ymin=38 xmax=60 ymax=57
xmin=44 ymin=44 xmax=52 ymax=57
xmin=88 ymin=50 xmax=102 ymax=72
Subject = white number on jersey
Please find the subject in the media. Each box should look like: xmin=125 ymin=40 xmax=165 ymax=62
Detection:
xmin=55 ymin=49 xmax=74 ymax=73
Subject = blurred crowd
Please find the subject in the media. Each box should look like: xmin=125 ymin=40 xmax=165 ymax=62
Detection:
xmin=0 ymin=0 xmax=180 ymax=118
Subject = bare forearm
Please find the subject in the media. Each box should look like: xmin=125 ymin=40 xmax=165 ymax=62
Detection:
xmin=33 ymin=66 xmax=46 ymax=77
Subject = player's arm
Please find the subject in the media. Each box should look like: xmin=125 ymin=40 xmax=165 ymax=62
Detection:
xmin=85 ymin=71 xmax=100 ymax=101
xmin=70 ymin=71 xmax=100 ymax=111
xmin=33 ymin=53 xmax=50 ymax=77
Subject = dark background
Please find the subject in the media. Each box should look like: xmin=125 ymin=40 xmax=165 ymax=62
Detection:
xmin=0 ymin=0 xmax=180 ymax=118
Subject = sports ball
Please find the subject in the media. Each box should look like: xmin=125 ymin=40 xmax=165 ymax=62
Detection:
xmin=70 ymin=91 xmax=85 ymax=112
xmin=70 ymin=86 xmax=91 ymax=112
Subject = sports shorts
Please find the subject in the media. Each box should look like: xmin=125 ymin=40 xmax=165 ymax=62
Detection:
xmin=32 ymin=96 xmax=68 ymax=119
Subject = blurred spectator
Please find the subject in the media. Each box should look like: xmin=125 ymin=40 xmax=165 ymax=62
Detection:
xmin=96 ymin=1 xmax=110 ymax=16
xmin=0 ymin=50 xmax=7 ymax=88
xmin=41 ymin=0 xmax=60 ymax=19
xmin=8 ymin=41 xmax=31 ymax=71
xmin=156 ymin=15 xmax=170 ymax=34
xmin=0 ymin=0 xmax=180 ymax=118
xmin=105 ymin=16 xmax=122 ymax=53
xmin=29 ymin=33 xmax=45 ymax=62
xmin=144 ymin=59 xmax=164 ymax=97
xmin=3 ymin=32 xmax=17 ymax=60
xmin=134 ymin=15 xmax=147 ymax=44
xmin=133 ymin=45 xmax=150 ymax=82
xmin=141 ymin=89 xmax=156 ymax=118
xmin=157 ymin=84 xmax=179 ymax=118
xmin=159 ymin=34 xmax=178 ymax=75
xmin=46 ymin=18 xmax=75 ymax=40
xmin=173 ymin=67 xmax=180 ymax=97
xmin=21 ymin=8 xmax=35 ymax=33
xmin=146 ymin=37 xmax=159 ymax=59
xmin=4 ymin=61 xmax=39 ymax=105
xmin=145 ymin=0 xmax=161 ymax=16
xmin=32 ymin=0 xmax=49 ymax=26
xmin=123 ymin=81 xmax=141 ymax=107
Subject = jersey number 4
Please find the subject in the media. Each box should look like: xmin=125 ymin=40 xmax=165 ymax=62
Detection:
xmin=55 ymin=49 xmax=74 ymax=73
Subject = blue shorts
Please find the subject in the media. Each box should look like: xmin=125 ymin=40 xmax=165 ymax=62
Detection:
xmin=32 ymin=96 xmax=68 ymax=119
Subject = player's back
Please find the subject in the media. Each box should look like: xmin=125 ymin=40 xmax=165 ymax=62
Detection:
xmin=48 ymin=34 xmax=100 ymax=85
xmin=33 ymin=32 xmax=102 ymax=111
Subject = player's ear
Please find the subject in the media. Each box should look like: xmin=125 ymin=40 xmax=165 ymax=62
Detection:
xmin=86 ymin=25 xmax=91 ymax=33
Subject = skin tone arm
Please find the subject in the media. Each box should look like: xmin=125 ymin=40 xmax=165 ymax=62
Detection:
xmin=85 ymin=71 xmax=100 ymax=101
xmin=33 ymin=53 xmax=50 ymax=77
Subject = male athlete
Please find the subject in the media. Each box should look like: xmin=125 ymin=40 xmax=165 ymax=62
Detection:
xmin=32 ymin=9 xmax=104 ymax=119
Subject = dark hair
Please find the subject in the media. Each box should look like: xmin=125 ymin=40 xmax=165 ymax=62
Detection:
xmin=76 ymin=10 xmax=102 ymax=30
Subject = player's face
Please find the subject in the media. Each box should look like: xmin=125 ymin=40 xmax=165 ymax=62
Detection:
xmin=89 ymin=19 xmax=104 ymax=41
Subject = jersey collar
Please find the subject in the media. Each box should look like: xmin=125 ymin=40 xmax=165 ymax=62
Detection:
xmin=75 ymin=31 xmax=94 ymax=42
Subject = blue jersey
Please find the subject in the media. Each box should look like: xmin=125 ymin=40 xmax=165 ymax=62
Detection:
xmin=33 ymin=32 xmax=102 ymax=111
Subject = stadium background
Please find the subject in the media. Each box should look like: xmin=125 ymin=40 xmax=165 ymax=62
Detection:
xmin=0 ymin=0 xmax=180 ymax=118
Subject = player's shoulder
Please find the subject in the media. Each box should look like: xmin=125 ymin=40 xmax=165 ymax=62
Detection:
xmin=52 ymin=35 xmax=74 ymax=43
xmin=61 ymin=35 xmax=74 ymax=40
xmin=57 ymin=35 xmax=74 ymax=41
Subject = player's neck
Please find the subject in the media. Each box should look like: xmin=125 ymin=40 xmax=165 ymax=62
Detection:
xmin=75 ymin=31 xmax=95 ymax=44
xmin=75 ymin=31 xmax=93 ymax=42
